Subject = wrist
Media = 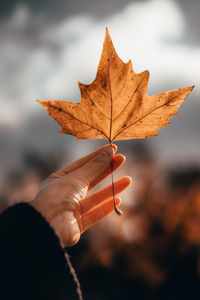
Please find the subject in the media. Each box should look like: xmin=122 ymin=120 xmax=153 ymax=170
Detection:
xmin=30 ymin=201 xmax=80 ymax=247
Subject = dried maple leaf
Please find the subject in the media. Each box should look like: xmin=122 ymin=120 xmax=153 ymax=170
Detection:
xmin=38 ymin=28 xmax=194 ymax=143
xmin=38 ymin=28 xmax=194 ymax=215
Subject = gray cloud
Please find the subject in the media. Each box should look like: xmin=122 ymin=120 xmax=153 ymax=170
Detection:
xmin=1 ymin=0 xmax=200 ymax=46
xmin=175 ymin=0 xmax=200 ymax=45
xmin=0 ymin=0 xmax=199 ymax=176
xmin=0 ymin=0 xmax=137 ymax=20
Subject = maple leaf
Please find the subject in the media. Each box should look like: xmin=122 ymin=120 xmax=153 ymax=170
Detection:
xmin=38 ymin=28 xmax=194 ymax=215
xmin=38 ymin=28 xmax=194 ymax=143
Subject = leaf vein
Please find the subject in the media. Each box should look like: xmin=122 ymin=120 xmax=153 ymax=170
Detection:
xmin=84 ymin=90 xmax=110 ymax=120
xmin=49 ymin=104 xmax=109 ymax=140
xmin=112 ymin=73 xmax=146 ymax=122
xmin=113 ymin=62 xmax=130 ymax=103
xmin=112 ymin=91 xmax=186 ymax=141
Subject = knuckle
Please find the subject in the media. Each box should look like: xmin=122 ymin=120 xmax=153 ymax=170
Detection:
xmin=70 ymin=175 xmax=89 ymax=190
xmin=62 ymin=229 xmax=80 ymax=248
xmin=67 ymin=176 xmax=89 ymax=202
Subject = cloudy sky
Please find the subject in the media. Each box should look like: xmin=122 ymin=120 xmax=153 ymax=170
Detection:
xmin=0 ymin=0 xmax=199 ymax=174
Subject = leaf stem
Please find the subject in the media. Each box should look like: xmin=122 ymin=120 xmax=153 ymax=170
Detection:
xmin=109 ymin=141 xmax=123 ymax=216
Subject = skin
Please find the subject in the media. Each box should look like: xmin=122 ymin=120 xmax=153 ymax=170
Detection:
xmin=31 ymin=144 xmax=132 ymax=248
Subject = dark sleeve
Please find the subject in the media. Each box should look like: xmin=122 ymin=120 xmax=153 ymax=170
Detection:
xmin=0 ymin=203 xmax=78 ymax=300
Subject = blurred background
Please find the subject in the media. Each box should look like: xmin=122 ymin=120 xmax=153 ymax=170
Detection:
xmin=0 ymin=0 xmax=200 ymax=299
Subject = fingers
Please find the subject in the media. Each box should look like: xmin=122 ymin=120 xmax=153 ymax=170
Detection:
xmin=81 ymin=176 xmax=132 ymax=214
xmin=50 ymin=144 xmax=117 ymax=178
xmin=72 ymin=146 xmax=114 ymax=185
xmin=81 ymin=197 xmax=121 ymax=233
xmin=88 ymin=154 xmax=125 ymax=191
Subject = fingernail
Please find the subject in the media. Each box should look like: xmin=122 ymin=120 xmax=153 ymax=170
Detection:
xmin=127 ymin=176 xmax=132 ymax=184
xmin=115 ymin=197 xmax=121 ymax=206
xmin=111 ymin=144 xmax=117 ymax=153
xmin=103 ymin=144 xmax=117 ymax=154
xmin=121 ymin=154 xmax=126 ymax=162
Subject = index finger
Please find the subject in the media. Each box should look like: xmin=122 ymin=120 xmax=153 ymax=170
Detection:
xmin=50 ymin=144 xmax=117 ymax=178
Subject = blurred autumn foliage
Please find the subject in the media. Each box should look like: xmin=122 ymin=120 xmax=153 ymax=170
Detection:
xmin=1 ymin=143 xmax=200 ymax=299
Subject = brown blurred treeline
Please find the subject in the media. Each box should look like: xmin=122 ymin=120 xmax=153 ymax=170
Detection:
xmin=0 ymin=142 xmax=200 ymax=300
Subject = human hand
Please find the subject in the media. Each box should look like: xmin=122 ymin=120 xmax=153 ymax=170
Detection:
xmin=31 ymin=144 xmax=131 ymax=247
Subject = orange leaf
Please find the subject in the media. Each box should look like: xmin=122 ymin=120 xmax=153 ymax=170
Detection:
xmin=38 ymin=28 xmax=194 ymax=142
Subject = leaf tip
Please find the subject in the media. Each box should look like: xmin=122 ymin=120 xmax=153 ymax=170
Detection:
xmin=59 ymin=129 xmax=72 ymax=135
xmin=78 ymin=81 xmax=82 ymax=88
xmin=184 ymin=85 xmax=195 ymax=94
xmin=37 ymin=99 xmax=49 ymax=109
xmin=190 ymin=85 xmax=195 ymax=91
xmin=144 ymin=70 xmax=150 ymax=78
xmin=180 ymin=85 xmax=195 ymax=99
xmin=58 ymin=129 xmax=64 ymax=133
xmin=127 ymin=59 xmax=133 ymax=67
xmin=105 ymin=27 xmax=112 ymax=41
xmin=139 ymin=70 xmax=150 ymax=82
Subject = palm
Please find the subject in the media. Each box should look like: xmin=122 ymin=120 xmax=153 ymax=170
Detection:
xmin=33 ymin=145 xmax=131 ymax=247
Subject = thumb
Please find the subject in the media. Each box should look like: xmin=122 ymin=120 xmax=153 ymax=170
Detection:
xmin=72 ymin=146 xmax=114 ymax=185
